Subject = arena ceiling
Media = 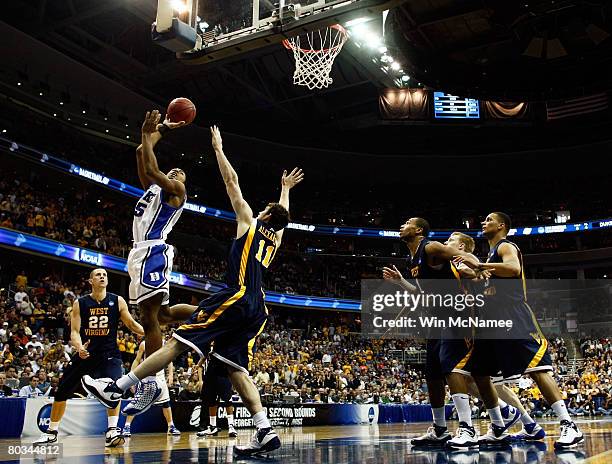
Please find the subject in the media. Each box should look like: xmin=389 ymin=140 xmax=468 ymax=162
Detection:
xmin=3 ymin=0 xmax=612 ymax=146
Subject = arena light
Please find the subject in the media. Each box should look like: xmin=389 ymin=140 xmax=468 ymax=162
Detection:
xmin=39 ymin=92 xmax=44 ymax=96
xmin=378 ymin=46 xmax=387 ymax=54
xmin=59 ymin=102 xmax=64 ymax=106
xmin=53 ymin=113 xmax=57 ymax=117
xmin=170 ymin=0 xmax=188 ymax=13
xmin=401 ymin=75 xmax=410 ymax=82
xmin=391 ymin=61 xmax=400 ymax=70
xmin=364 ymin=32 xmax=382 ymax=48
xmin=17 ymin=82 xmax=21 ymax=86
xmin=345 ymin=17 xmax=371 ymax=28
xmin=349 ymin=23 xmax=369 ymax=39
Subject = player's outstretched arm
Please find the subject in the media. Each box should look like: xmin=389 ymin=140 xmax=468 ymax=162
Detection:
xmin=70 ymin=299 xmax=90 ymax=359
xmin=210 ymin=125 xmax=253 ymax=225
xmin=132 ymin=341 xmax=145 ymax=369
xmin=118 ymin=296 xmax=145 ymax=336
xmin=426 ymin=241 xmax=480 ymax=268
xmin=275 ymin=168 xmax=304 ymax=244
xmin=139 ymin=110 xmax=186 ymax=197
xmin=478 ymin=243 xmax=521 ymax=277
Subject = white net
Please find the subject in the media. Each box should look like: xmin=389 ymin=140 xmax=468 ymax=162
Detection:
xmin=283 ymin=25 xmax=348 ymax=90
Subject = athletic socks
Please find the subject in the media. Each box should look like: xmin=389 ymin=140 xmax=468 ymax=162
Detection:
xmin=227 ymin=414 xmax=234 ymax=427
xmin=451 ymin=394 xmax=473 ymax=427
xmin=432 ymin=407 xmax=447 ymax=428
xmin=108 ymin=415 xmax=119 ymax=429
xmin=48 ymin=421 xmax=59 ymax=432
xmin=210 ymin=416 xmax=217 ymax=427
xmin=551 ymin=400 xmax=572 ymax=423
xmin=487 ymin=406 xmax=505 ymax=428
xmin=252 ymin=411 xmax=271 ymax=430
xmin=116 ymin=372 xmax=141 ymax=391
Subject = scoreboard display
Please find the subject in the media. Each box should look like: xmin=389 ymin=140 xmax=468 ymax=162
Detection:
xmin=433 ymin=92 xmax=480 ymax=119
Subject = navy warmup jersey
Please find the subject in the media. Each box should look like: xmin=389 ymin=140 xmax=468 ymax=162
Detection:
xmin=78 ymin=293 xmax=120 ymax=355
xmin=485 ymin=239 xmax=541 ymax=335
xmin=225 ymin=219 xmax=278 ymax=296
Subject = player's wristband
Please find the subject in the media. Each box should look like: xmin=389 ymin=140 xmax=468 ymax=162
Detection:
xmin=157 ymin=123 xmax=171 ymax=137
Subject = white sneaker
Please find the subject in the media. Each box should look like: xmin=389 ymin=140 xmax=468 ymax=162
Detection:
xmin=479 ymin=423 xmax=510 ymax=445
xmin=411 ymin=424 xmax=451 ymax=446
xmin=81 ymin=376 xmax=122 ymax=409
xmin=446 ymin=422 xmax=479 ymax=449
xmin=197 ymin=426 xmax=219 ymax=437
xmin=33 ymin=430 xmax=58 ymax=445
xmin=228 ymin=425 xmax=238 ymax=437
xmin=554 ymin=420 xmax=584 ymax=449
xmin=105 ymin=427 xmax=125 ymax=448
xmin=234 ymin=427 xmax=281 ymax=456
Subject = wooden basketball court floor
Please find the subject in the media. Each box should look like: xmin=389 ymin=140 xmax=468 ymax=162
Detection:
xmin=0 ymin=419 xmax=610 ymax=463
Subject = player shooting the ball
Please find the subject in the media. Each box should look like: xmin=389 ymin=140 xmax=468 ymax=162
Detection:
xmin=115 ymin=109 xmax=197 ymax=414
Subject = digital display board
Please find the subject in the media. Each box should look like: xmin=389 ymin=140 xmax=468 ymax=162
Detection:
xmin=433 ymin=92 xmax=480 ymax=119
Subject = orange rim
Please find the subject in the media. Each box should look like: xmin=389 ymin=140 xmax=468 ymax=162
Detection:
xmin=282 ymin=24 xmax=347 ymax=53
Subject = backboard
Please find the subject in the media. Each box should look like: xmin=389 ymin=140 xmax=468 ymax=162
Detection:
xmin=154 ymin=0 xmax=406 ymax=64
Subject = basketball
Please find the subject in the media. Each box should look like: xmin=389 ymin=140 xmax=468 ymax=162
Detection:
xmin=166 ymin=97 xmax=196 ymax=124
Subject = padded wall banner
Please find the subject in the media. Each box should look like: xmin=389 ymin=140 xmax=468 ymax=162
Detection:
xmin=379 ymin=89 xmax=430 ymax=120
xmin=21 ymin=398 xmax=109 ymax=436
xmin=483 ymin=101 xmax=529 ymax=119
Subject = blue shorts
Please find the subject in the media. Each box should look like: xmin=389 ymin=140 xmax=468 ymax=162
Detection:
xmin=173 ymin=288 xmax=267 ymax=374
xmin=440 ymin=338 xmax=474 ymax=376
xmin=58 ymin=351 xmax=123 ymax=401
xmin=470 ymin=337 xmax=553 ymax=382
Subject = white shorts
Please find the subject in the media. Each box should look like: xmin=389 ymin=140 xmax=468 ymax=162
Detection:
xmin=128 ymin=243 xmax=174 ymax=306
xmin=155 ymin=370 xmax=170 ymax=405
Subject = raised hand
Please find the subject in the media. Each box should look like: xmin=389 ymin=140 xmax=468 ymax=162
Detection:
xmin=142 ymin=110 xmax=161 ymax=134
xmin=382 ymin=265 xmax=404 ymax=282
xmin=210 ymin=125 xmax=223 ymax=151
xmin=281 ymin=167 xmax=304 ymax=189
xmin=158 ymin=117 xmax=186 ymax=131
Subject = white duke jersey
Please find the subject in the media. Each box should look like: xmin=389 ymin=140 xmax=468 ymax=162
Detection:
xmin=132 ymin=184 xmax=184 ymax=243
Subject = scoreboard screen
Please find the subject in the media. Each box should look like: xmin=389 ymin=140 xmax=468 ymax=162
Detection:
xmin=433 ymin=92 xmax=480 ymax=119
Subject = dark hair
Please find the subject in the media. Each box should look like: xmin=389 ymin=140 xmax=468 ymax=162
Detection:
xmin=265 ymin=203 xmax=290 ymax=231
xmin=492 ymin=212 xmax=512 ymax=233
xmin=413 ymin=217 xmax=431 ymax=237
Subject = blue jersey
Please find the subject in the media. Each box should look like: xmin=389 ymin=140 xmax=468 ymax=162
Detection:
xmin=485 ymin=239 xmax=542 ymax=336
xmin=225 ymin=219 xmax=278 ymax=296
xmin=407 ymin=238 xmax=461 ymax=288
xmin=78 ymin=292 xmax=120 ymax=355
xmin=486 ymin=239 xmax=527 ymax=303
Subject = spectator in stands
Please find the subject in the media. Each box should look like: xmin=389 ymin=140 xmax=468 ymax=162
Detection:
xmin=14 ymin=286 xmax=28 ymax=308
xmin=37 ymin=369 xmax=50 ymax=393
xmin=0 ymin=372 xmax=14 ymax=397
xmin=26 ymin=334 xmax=44 ymax=350
xmin=19 ymin=374 xmax=43 ymax=397
xmin=0 ymin=321 xmax=9 ymax=343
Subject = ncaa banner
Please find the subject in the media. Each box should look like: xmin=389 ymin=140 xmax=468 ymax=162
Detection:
xmin=22 ymin=398 xmax=109 ymax=436
xmin=172 ymin=403 xmax=380 ymax=431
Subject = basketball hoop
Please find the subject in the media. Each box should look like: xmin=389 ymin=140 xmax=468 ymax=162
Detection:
xmin=282 ymin=24 xmax=348 ymax=90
